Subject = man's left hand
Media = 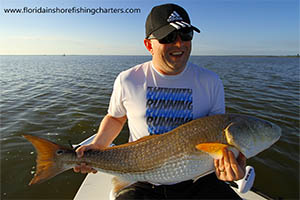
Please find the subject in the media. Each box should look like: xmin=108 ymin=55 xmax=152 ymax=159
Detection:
xmin=214 ymin=148 xmax=246 ymax=181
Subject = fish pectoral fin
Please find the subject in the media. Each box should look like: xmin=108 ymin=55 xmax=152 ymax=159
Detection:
xmin=112 ymin=176 xmax=135 ymax=196
xmin=195 ymin=143 xmax=229 ymax=159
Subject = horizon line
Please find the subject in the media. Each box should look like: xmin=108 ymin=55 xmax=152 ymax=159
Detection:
xmin=0 ymin=54 xmax=299 ymax=57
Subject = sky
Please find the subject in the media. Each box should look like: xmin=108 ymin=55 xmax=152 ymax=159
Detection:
xmin=0 ymin=0 xmax=299 ymax=56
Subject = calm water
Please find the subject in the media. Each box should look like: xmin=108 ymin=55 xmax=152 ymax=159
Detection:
xmin=0 ymin=55 xmax=299 ymax=199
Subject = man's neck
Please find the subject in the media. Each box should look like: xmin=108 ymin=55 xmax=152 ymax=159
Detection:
xmin=151 ymin=60 xmax=187 ymax=76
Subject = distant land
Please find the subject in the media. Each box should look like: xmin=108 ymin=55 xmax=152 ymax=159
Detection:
xmin=232 ymin=54 xmax=300 ymax=58
xmin=0 ymin=54 xmax=299 ymax=57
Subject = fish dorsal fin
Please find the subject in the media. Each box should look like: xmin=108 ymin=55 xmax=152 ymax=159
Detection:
xmin=106 ymin=134 xmax=160 ymax=150
xmin=195 ymin=143 xmax=229 ymax=159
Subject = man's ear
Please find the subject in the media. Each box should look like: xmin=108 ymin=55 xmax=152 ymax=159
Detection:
xmin=144 ymin=39 xmax=154 ymax=55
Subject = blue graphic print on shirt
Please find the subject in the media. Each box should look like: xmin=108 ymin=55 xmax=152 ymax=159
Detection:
xmin=146 ymin=87 xmax=193 ymax=135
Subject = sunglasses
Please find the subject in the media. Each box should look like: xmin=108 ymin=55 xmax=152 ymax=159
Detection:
xmin=149 ymin=28 xmax=194 ymax=44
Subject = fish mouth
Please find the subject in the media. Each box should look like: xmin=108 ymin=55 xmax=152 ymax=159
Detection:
xmin=238 ymin=152 xmax=246 ymax=158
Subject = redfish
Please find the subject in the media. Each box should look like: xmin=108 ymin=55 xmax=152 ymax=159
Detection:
xmin=23 ymin=114 xmax=281 ymax=186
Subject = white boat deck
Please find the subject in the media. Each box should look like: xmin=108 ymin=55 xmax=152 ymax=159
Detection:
xmin=73 ymin=135 xmax=268 ymax=200
xmin=74 ymin=173 xmax=268 ymax=200
xmin=74 ymin=173 xmax=114 ymax=200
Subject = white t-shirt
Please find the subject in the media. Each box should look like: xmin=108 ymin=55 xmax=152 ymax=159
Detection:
xmin=108 ymin=61 xmax=225 ymax=142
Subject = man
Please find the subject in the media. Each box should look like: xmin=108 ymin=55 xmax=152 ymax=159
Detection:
xmin=74 ymin=3 xmax=246 ymax=199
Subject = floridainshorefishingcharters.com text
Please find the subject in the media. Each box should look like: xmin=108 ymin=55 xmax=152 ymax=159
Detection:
xmin=3 ymin=6 xmax=141 ymax=15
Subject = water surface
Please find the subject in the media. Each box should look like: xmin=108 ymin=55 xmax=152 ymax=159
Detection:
xmin=1 ymin=55 xmax=299 ymax=199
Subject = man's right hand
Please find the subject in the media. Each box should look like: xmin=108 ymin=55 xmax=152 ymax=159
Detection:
xmin=73 ymin=144 xmax=100 ymax=174
xmin=73 ymin=115 xmax=127 ymax=174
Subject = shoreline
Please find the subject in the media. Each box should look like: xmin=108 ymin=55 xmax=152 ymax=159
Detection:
xmin=0 ymin=54 xmax=299 ymax=58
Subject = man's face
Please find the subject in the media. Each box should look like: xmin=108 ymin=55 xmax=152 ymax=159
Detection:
xmin=149 ymin=35 xmax=192 ymax=75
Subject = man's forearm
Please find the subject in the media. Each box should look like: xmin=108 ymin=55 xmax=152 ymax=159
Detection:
xmin=91 ymin=114 xmax=127 ymax=149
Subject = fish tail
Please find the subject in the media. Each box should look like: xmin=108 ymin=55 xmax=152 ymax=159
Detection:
xmin=23 ymin=134 xmax=71 ymax=185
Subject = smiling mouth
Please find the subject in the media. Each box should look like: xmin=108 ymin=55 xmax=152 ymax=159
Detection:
xmin=170 ymin=51 xmax=184 ymax=56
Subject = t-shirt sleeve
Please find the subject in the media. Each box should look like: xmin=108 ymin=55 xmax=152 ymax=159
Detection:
xmin=107 ymin=74 xmax=126 ymax=117
xmin=208 ymin=77 xmax=225 ymax=116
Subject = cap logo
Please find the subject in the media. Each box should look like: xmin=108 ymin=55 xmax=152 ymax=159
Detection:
xmin=167 ymin=11 xmax=183 ymax=22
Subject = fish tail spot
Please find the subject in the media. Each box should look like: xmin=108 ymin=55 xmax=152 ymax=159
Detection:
xmin=23 ymin=134 xmax=68 ymax=185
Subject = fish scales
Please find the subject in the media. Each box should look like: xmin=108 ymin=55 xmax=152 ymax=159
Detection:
xmin=80 ymin=115 xmax=225 ymax=183
xmin=79 ymin=115 xmax=227 ymax=174
xmin=23 ymin=114 xmax=281 ymax=186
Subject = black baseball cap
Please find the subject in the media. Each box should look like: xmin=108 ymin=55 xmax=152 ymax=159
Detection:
xmin=145 ymin=4 xmax=200 ymax=40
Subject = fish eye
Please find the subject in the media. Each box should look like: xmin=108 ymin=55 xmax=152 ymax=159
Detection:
xmin=56 ymin=150 xmax=64 ymax=155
